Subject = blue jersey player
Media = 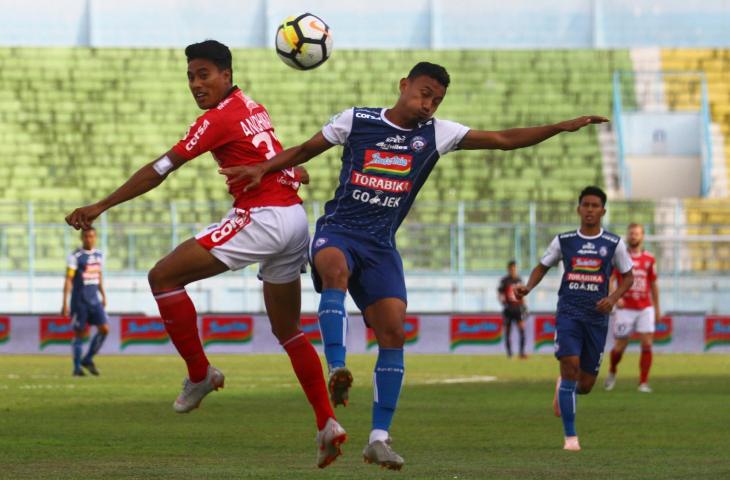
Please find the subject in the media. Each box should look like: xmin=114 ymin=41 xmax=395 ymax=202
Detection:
xmin=62 ymin=228 xmax=108 ymax=376
xmin=222 ymin=62 xmax=607 ymax=468
xmin=516 ymin=186 xmax=634 ymax=451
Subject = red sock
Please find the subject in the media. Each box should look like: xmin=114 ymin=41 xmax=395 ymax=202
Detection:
xmin=640 ymin=347 xmax=652 ymax=384
xmin=609 ymin=348 xmax=623 ymax=374
xmin=154 ymin=289 xmax=209 ymax=383
xmin=282 ymin=332 xmax=334 ymax=430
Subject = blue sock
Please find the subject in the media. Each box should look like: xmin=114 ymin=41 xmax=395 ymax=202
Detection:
xmin=372 ymin=348 xmax=405 ymax=432
xmin=72 ymin=337 xmax=83 ymax=371
xmin=83 ymin=333 xmax=106 ymax=363
xmin=318 ymin=289 xmax=348 ymax=370
xmin=559 ymin=379 xmax=577 ymax=437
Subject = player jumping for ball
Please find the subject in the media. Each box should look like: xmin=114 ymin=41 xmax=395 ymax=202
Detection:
xmin=221 ymin=62 xmax=607 ymax=468
xmin=516 ymin=186 xmax=634 ymax=451
xmin=604 ymin=223 xmax=660 ymax=393
xmin=65 ymin=40 xmax=346 ymax=468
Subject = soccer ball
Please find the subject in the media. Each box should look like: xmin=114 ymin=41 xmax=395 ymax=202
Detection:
xmin=275 ymin=13 xmax=333 ymax=70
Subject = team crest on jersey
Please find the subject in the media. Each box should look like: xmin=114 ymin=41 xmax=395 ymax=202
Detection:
xmin=410 ymin=135 xmax=427 ymax=152
xmin=599 ymin=246 xmax=608 ymax=257
xmin=363 ymin=150 xmax=412 ymax=176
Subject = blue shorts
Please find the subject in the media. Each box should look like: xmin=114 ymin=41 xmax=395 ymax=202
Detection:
xmin=310 ymin=229 xmax=407 ymax=313
xmin=554 ymin=314 xmax=608 ymax=375
xmin=71 ymin=303 xmax=108 ymax=332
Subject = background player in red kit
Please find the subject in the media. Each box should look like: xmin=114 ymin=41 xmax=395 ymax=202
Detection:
xmin=605 ymin=223 xmax=660 ymax=393
xmin=65 ymin=40 xmax=346 ymax=468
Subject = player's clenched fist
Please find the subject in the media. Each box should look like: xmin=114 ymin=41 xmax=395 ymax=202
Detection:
xmin=65 ymin=203 xmax=103 ymax=231
xmin=514 ymin=285 xmax=530 ymax=300
xmin=557 ymin=116 xmax=609 ymax=132
xmin=595 ymin=296 xmax=617 ymax=314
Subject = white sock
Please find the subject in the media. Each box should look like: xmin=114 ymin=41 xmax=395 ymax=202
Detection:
xmin=369 ymin=429 xmax=389 ymax=444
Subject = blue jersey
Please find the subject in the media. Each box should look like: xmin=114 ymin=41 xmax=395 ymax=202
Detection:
xmin=541 ymin=229 xmax=633 ymax=320
xmin=67 ymin=248 xmax=104 ymax=306
xmin=318 ymin=107 xmax=469 ymax=247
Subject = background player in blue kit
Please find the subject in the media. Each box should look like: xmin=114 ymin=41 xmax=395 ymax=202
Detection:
xmin=221 ymin=62 xmax=607 ymax=469
xmin=515 ymin=186 xmax=634 ymax=451
xmin=61 ymin=228 xmax=109 ymax=376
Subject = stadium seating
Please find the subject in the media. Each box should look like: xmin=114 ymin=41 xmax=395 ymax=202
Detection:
xmin=660 ymin=49 xmax=730 ymax=270
xmin=0 ymin=48 xmax=637 ymax=272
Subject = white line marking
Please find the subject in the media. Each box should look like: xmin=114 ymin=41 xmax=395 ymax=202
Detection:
xmin=419 ymin=376 xmax=498 ymax=385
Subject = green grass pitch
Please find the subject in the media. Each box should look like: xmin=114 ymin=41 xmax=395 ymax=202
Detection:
xmin=1 ymin=354 xmax=729 ymax=479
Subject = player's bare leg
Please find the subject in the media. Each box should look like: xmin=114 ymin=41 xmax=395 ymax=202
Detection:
xmin=313 ymin=247 xmax=353 ymax=407
xmin=638 ymin=333 xmax=654 ymax=392
xmin=605 ymin=337 xmax=628 ymax=390
xmin=362 ymin=298 xmax=406 ymax=470
xmin=148 ymin=238 xmax=229 ymax=413
xmin=264 ymin=279 xmax=346 ymax=468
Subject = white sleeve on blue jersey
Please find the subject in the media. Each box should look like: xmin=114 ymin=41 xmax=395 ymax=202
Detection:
xmin=322 ymin=108 xmax=354 ymax=145
xmin=434 ymin=119 xmax=470 ymax=155
xmin=540 ymin=236 xmax=562 ymax=267
xmin=612 ymin=238 xmax=633 ymax=274
xmin=67 ymin=253 xmax=78 ymax=271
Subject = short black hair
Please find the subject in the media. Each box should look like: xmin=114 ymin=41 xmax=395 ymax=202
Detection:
xmin=407 ymin=62 xmax=450 ymax=88
xmin=507 ymin=260 xmax=517 ymax=268
xmin=81 ymin=227 xmax=96 ymax=235
xmin=579 ymin=186 xmax=607 ymax=207
xmin=185 ymin=40 xmax=233 ymax=76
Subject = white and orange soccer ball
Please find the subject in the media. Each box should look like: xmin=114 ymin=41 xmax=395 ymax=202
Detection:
xmin=275 ymin=13 xmax=333 ymax=70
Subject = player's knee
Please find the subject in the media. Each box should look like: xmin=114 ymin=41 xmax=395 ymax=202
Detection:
xmin=375 ymin=325 xmax=405 ymax=348
xmin=148 ymin=264 xmax=175 ymax=291
xmin=319 ymin=265 xmax=348 ymax=289
xmin=577 ymin=382 xmax=594 ymax=395
xmin=99 ymin=324 xmax=110 ymax=336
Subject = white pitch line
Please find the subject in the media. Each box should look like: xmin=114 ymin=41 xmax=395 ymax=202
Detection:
xmin=420 ymin=375 xmax=498 ymax=385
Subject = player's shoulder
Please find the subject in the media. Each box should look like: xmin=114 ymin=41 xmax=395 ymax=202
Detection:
xmin=558 ymin=230 xmax=577 ymax=240
xmin=70 ymin=247 xmax=83 ymax=257
xmin=351 ymin=107 xmax=382 ymax=121
xmin=600 ymin=230 xmax=621 ymax=244
xmin=641 ymin=250 xmax=656 ymax=260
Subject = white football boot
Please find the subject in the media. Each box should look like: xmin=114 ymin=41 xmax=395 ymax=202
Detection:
xmin=173 ymin=365 xmax=225 ymax=413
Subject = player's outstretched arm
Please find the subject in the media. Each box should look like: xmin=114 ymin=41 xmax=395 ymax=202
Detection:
xmin=219 ymin=132 xmax=334 ymax=192
xmin=65 ymin=150 xmax=187 ymax=230
xmin=597 ymin=270 xmax=634 ymax=314
xmin=458 ymin=116 xmax=609 ymax=151
xmin=514 ymin=263 xmax=551 ymax=300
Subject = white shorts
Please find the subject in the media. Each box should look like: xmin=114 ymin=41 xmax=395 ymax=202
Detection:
xmin=195 ymin=204 xmax=309 ymax=284
xmin=612 ymin=306 xmax=656 ymax=338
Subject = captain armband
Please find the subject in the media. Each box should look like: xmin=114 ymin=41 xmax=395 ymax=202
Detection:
xmin=153 ymin=156 xmax=174 ymax=176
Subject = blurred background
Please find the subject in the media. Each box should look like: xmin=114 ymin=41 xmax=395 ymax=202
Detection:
xmin=0 ymin=0 xmax=728 ymax=315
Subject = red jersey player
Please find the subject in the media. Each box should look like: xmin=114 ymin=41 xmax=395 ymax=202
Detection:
xmin=604 ymin=223 xmax=660 ymax=393
xmin=65 ymin=40 xmax=346 ymax=468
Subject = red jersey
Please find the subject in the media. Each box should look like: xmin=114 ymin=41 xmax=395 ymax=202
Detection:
xmin=615 ymin=250 xmax=656 ymax=310
xmin=171 ymin=87 xmax=301 ymax=209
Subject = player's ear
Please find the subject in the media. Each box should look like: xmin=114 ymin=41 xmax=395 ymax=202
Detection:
xmin=399 ymin=77 xmax=408 ymax=94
